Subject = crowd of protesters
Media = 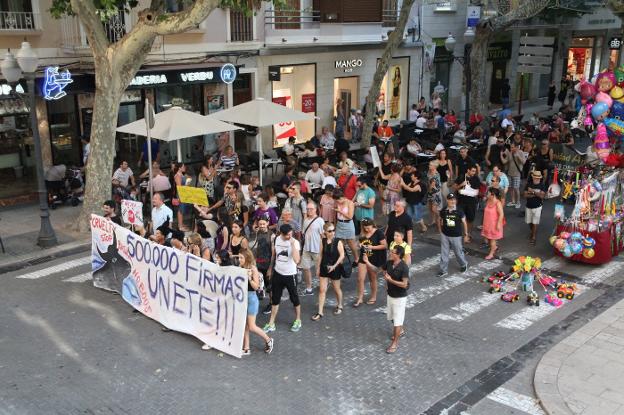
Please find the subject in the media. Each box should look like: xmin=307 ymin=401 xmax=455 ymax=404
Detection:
xmin=98 ymin=91 xmax=591 ymax=355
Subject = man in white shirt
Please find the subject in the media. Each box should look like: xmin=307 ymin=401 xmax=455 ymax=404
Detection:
xmin=300 ymin=201 xmax=325 ymax=296
xmin=408 ymin=104 xmax=419 ymax=122
xmin=319 ymin=126 xmax=336 ymax=148
xmin=501 ymin=113 xmax=515 ymax=131
xmin=151 ymin=193 xmax=173 ymax=231
xmin=263 ymin=224 xmax=302 ymax=333
xmin=322 ymin=169 xmax=338 ymax=189
xmin=305 ymin=163 xmax=324 ymax=187
xmin=416 ymin=114 xmax=428 ymax=129
xmin=112 ymin=160 xmax=135 ymax=188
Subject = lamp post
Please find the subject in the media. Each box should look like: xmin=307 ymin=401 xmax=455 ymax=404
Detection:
xmin=1 ymin=42 xmax=57 ymax=247
xmin=445 ymin=27 xmax=475 ymax=125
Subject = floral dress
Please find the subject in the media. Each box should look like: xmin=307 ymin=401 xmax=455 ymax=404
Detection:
xmin=427 ymin=171 xmax=442 ymax=211
xmin=384 ymin=173 xmax=402 ymax=215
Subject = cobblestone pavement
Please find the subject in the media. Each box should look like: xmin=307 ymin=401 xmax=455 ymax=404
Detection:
xmin=2 ymin=235 xmax=624 ymax=414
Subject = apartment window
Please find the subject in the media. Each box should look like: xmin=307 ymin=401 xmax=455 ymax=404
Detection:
xmin=230 ymin=10 xmax=254 ymax=42
xmin=0 ymin=0 xmax=36 ymax=30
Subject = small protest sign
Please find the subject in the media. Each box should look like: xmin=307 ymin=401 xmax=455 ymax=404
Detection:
xmin=121 ymin=200 xmax=143 ymax=227
xmin=177 ymin=185 xmax=209 ymax=206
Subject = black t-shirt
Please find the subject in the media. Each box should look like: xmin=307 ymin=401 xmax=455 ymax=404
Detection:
xmin=335 ymin=137 xmax=350 ymax=155
xmin=278 ymin=174 xmax=294 ymax=191
xmin=359 ymin=228 xmax=387 ymax=266
xmin=455 ymin=175 xmax=481 ymax=204
xmin=402 ymin=174 xmax=425 ymax=205
xmin=525 ymin=181 xmax=546 ymax=209
xmin=386 ymin=211 xmax=413 ymax=241
xmin=109 ymin=215 xmax=122 ymax=226
xmin=383 ymin=260 xmax=410 ymax=298
xmin=440 ymin=207 xmax=465 ymax=237
xmin=501 ymin=83 xmax=511 ymax=98
xmin=456 ymin=156 xmax=476 ymax=179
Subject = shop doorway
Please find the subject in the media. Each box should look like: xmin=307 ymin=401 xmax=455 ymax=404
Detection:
xmin=490 ymin=61 xmax=506 ymax=104
xmin=567 ymin=38 xmax=594 ymax=82
xmin=333 ymin=76 xmax=359 ymax=138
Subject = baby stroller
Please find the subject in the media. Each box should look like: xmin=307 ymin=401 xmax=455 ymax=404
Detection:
xmin=45 ymin=164 xmax=84 ymax=209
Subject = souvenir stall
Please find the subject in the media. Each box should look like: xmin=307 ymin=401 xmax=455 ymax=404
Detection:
xmin=550 ymin=68 xmax=624 ymax=264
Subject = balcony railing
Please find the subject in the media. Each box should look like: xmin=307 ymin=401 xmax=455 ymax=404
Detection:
xmin=264 ymin=8 xmax=320 ymax=30
xmin=382 ymin=0 xmax=399 ymax=27
xmin=230 ymin=10 xmax=254 ymax=42
xmin=0 ymin=11 xmax=39 ymax=31
xmin=61 ymin=10 xmax=139 ymax=51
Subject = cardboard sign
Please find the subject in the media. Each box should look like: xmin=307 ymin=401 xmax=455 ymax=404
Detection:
xmin=90 ymin=215 xmax=248 ymax=358
xmin=121 ymin=200 xmax=143 ymax=227
xmin=370 ymin=146 xmax=381 ymax=168
xmin=177 ymin=185 xmax=209 ymax=206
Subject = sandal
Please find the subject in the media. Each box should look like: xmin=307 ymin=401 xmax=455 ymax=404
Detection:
xmin=390 ymin=330 xmax=406 ymax=341
xmin=529 ymin=239 xmax=536 ymax=246
xmin=352 ymin=301 xmax=363 ymax=308
xmin=386 ymin=344 xmax=398 ymax=354
xmin=366 ymin=298 xmax=376 ymax=305
xmin=311 ymin=313 xmax=323 ymax=321
xmin=333 ymin=306 xmax=343 ymax=315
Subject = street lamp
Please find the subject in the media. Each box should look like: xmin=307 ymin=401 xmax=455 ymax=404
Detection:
xmin=1 ymin=42 xmax=57 ymax=247
xmin=445 ymin=29 xmax=475 ymax=124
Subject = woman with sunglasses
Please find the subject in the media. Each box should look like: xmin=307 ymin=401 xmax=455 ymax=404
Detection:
xmin=312 ymin=222 xmax=345 ymax=320
xmin=354 ymin=218 xmax=387 ymax=307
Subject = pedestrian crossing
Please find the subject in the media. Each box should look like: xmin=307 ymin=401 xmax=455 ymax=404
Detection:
xmin=11 ymin=246 xmax=612 ymax=334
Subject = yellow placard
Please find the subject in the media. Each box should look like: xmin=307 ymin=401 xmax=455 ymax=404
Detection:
xmin=177 ymin=185 xmax=209 ymax=206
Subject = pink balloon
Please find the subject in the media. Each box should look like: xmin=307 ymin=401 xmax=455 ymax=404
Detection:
xmin=595 ymin=92 xmax=613 ymax=108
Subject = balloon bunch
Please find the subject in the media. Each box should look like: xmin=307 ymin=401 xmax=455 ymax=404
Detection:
xmin=550 ymin=231 xmax=596 ymax=258
xmin=579 ymin=67 xmax=624 ymax=161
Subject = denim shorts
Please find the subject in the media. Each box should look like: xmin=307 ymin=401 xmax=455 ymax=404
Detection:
xmin=247 ymin=291 xmax=259 ymax=316
xmin=407 ymin=203 xmax=425 ymax=222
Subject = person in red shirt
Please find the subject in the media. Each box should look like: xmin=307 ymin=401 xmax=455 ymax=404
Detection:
xmin=445 ymin=110 xmax=458 ymax=127
xmin=377 ymin=120 xmax=394 ymax=138
xmin=469 ymin=112 xmax=484 ymax=128
xmin=337 ymin=165 xmax=358 ymax=200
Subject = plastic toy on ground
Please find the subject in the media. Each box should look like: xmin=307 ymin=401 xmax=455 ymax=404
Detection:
xmin=556 ymin=282 xmax=577 ymax=300
xmin=501 ymin=291 xmax=520 ymax=303
xmin=527 ymin=291 xmax=540 ymax=306
xmin=545 ymin=293 xmax=563 ymax=307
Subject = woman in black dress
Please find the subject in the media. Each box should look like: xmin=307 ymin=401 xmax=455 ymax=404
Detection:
xmin=312 ymin=222 xmax=345 ymax=320
xmin=353 ymin=218 xmax=388 ymax=307
xmin=547 ymin=80 xmax=556 ymax=109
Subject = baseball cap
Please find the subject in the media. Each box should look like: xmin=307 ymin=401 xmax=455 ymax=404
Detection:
xmin=279 ymin=223 xmax=293 ymax=235
xmin=447 ymin=193 xmax=457 ymax=200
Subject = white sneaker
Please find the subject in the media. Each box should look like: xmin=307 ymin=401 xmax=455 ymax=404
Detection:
xmin=506 ymin=202 xmax=515 ymax=207
xmin=201 ymin=344 xmax=212 ymax=350
xmin=515 ymin=203 xmax=522 ymax=209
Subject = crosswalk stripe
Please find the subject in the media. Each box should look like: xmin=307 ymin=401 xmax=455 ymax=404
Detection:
xmin=374 ymin=259 xmax=504 ymax=313
xmin=494 ymin=284 xmax=587 ymax=330
xmin=579 ymin=260 xmax=624 ymax=285
xmin=431 ymin=292 xmax=501 ymax=322
xmin=62 ymin=272 xmax=92 ymax=283
xmin=16 ymin=257 xmax=91 ymax=280
xmin=539 ymin=256 xmax=567 ymax=271
xmin=409 ymin=254 xmax=442 ymax=275
xmin=486 ymin=387 xmax=545 ymax=415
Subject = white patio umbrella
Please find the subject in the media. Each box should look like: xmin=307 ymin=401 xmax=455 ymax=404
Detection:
xmin=207 ymin=97 xmax=314 ymax=185
xmin=116 ymin=104 xmax=242 ymax=219
xmin=117 ymin=106 xmax=242 ymax=162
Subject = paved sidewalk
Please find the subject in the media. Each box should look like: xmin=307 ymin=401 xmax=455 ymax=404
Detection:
xmin=534 ymin=298 xmax=624 ymax=415
xmin=0 ymin=204 xmax=89 ymax=272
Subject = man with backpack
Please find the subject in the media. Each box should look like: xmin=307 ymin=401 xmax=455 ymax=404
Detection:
xmin=263 ymin=224 xmax=303 ymax=333
xmin=284 ymin=182 xmax=307 ymax=229
xmin=300 ymin=200 xmax=325 ymax=296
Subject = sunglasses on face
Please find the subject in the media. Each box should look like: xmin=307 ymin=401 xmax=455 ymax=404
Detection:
xmin=326 ymin=229 xmax=335 ymax=233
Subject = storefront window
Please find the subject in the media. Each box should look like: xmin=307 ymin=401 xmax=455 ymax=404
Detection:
xmin=568 ymin=37 xmax=594 ymax=81
xmin=48 ymin=97 xmax=81 ymax=167
xmin=431 ymin=47 xmax=451 ymax=110
xmin=0 ymin=107 xmax=36 ymax=199
xmin=155 ymin=84 xmax=203 ymax=164
xmin=377 ymin=57 xmax=410 ymax=121
xmin=271 ymin=63 xmax=316 ymax=147
xmin=334 ymin=76 xmax=359 ymax=139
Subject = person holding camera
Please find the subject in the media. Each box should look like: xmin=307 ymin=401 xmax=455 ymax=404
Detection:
xmin=263 ymin=224 xmax=302 ymax=333
xmin=238 ymin=248 xmax=274 ymax=355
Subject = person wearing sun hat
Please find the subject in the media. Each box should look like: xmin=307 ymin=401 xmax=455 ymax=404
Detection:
xmin=524 ymin=170 xmax=546 ymax=246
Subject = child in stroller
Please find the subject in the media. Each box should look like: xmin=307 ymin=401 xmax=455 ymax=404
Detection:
xmin=45 ymin=164 xmax=84 ymax=208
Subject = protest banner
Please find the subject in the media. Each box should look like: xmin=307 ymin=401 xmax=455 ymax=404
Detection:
xmin=177 ymin=185 xmax=209 ymax=206
xmin=551 ymin=143 xmax=584 ymax=172
xmin=121 ymin=200 xmax=144 ymax=227
xmin=90 ymin=214 xmax=247 ymax=358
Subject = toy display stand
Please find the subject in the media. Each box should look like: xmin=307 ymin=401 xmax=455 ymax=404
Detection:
xmin=553 ymin=224 xmax=614 ymax=265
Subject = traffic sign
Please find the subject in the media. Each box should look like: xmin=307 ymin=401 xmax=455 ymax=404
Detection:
xmin=517 ymin=35 xmax=554 ymax=75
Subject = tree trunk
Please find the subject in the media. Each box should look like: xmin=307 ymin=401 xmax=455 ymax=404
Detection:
xmin=469 ymin=27 xmax=492 ymax=117
xmin=360 ymin=0 xmax=416 ymax=150
xmin=76 ymin=63 xmax=122 ymax=232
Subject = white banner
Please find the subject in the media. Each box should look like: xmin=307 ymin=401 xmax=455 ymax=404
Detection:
xmin=90 ymin=214 xmax=248 ymax=358
xmin=370 ymin=146 xmax=381 ymax=168
xmin=121 ymin=199 xmax=144 ymax=227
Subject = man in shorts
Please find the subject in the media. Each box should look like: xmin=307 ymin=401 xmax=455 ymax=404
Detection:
xmin=263 ymin=224 xmax=302 ymax=333
xmin=383 ymin=245 xmax=409 ymax=354
xmin=524 ymin=170 xmax=546 ymax=245
xmin=301 ymin=201 xmax=325 ymax=296
xmin=504 ymin=141 xmax=526 ymax=208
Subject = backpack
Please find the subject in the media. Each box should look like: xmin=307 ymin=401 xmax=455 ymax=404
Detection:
xmin=251 ymin=232 xmax=272 ymax=270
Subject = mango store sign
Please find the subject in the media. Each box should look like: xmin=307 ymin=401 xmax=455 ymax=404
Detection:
xmin=335 ymin=59 xmax=363 ymax=73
